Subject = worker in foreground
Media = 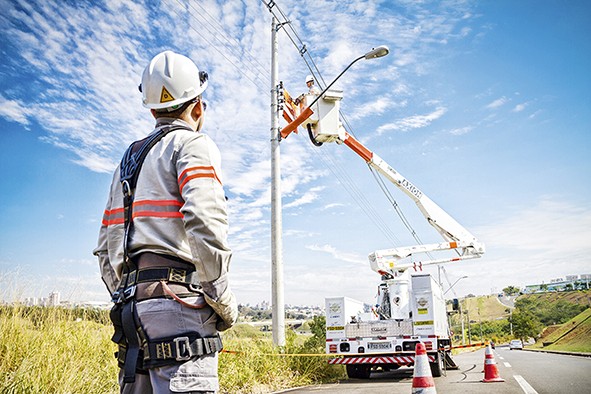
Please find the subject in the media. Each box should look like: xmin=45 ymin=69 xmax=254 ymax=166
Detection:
xmin=94 ymin=50 xmax=238 ymax=393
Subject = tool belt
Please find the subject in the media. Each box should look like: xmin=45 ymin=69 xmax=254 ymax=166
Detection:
xmin=113 ymin=252 xmax=202 ymax=302
xmin=110 ymin=252 xmax=222 ymax=383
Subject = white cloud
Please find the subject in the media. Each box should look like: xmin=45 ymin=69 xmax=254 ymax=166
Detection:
xmin=512 ymin=102 xmax=527 ymax=112
xmin=486 ymin=96 xmax=509 ymax=109
xmin=306 ymin=243 xmax=366 ymax=265
xmin=449 ymin=126 xmax=473 ymax=136
xmin=0 ymin=95 xmax=31 ymax=125
xmin=349 ymin=96 xmax=408 ymax=121
xmin=376 ymin=106 xmax=447 ymax=134
xmin=284 ymin=186 xmax=324 ymax=209
xmin=453 ymin=198 xmax=591 ymax=295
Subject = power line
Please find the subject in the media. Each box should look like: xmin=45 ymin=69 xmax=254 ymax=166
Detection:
xmin=262 ymin=0 xmax=423 ymax=248
xmin=167 ymin=0 xmax=270 ymax=95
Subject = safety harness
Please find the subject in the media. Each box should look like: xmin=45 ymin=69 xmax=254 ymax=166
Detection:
xmin=109 ymin=124 xmax=223 ymax=384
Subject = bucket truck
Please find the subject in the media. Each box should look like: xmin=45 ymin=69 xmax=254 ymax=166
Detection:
xmin=282 ymin=89 xmax=485 ymax=378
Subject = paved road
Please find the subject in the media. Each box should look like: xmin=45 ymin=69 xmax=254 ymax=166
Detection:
xmin=497 ymin=295 xmax=517 ymax=308
xmin=277 ymin=346 xmax=591 ymax=394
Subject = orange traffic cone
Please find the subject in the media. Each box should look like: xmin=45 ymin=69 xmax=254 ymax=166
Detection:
xmin=481 ymin=344 xmax=505 ymax=383
xmin=412 ymin=342 xmax=437 ymax=393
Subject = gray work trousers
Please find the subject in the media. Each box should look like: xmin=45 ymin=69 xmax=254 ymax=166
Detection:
xmin=119 ymin=296 xmax=220 ymax=394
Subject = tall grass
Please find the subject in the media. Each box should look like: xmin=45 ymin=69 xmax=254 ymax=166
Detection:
xmin=0 ymin=305 xmax=119 ymax=393
xmin=0 ymin=306 xmax=344 ymax=393
xmin=220 ymin=325 xmax=345 ymax=393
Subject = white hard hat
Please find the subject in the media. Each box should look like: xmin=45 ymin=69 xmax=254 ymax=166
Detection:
xmin=305 ymin=75 xmax=314 ymax=83
xmin=140 ymin=51 xmax=208 ymax=111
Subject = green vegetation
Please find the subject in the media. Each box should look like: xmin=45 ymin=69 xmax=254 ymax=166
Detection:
xmin=531 ymin=308 xmax=591 ymax=353
xmin=502 ymin=285 xmax=521 ymax=296
xmin=0 ymin=305 xmax=118 ymax=393
xmin=1 ymin=306 xmax=343 ymax=394
xmin=448 ymin=290 xmax=591 ymax=348
xmin=514 ymin=295 xmax=587 ymax=326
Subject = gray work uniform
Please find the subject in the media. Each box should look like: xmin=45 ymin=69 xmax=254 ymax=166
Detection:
xmin=94 ymin=118 xmax=232 ymax=393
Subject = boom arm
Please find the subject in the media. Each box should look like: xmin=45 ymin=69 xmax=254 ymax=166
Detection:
xmin=342 ymin=133 xmax=485 ymax=275
xmin=281 ymin=90 xmax=485 ymax=276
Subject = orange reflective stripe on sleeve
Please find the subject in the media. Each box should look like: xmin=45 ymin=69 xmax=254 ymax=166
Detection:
xmin=102 ymin=208 xmax=124 ymax=226
xmin=102 ymin=200 xmax=184 ymax=226
xmin=132 ymin=199 xmax=184 ymax=219
xmin=177 ymin=166 xmax=221 ymax=192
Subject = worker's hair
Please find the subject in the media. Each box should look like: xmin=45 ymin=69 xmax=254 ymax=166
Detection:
xmin=154 ymin=96 xmax=201 ymax=119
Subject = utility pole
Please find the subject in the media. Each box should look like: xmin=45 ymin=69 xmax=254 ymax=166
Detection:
xmin=460 ymin=301 xmax=465 ymax=345
xmin=270 ymin=16 xmax=285 ymax=347
xmin=466 ymin=308 xmax=472 ymax=345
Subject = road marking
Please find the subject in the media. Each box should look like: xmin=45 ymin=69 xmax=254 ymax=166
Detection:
xmin=499 ymin=356 xmax=505 ymax=360
xmin=514 ymin=375 xmax=539 ymax=394
xmin=504 ymin=362 xmax=511 ymax=368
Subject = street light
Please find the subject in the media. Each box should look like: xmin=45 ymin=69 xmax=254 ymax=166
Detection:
xmin=280 ymin=45 xmax=390 ymax=139
xmin=307 ymin=45 xmax=390 ymax=109
xmin=444 ymin=275 xmax=468 ymax=345
xmin=444 ymin=275 xmax=468 ymax=296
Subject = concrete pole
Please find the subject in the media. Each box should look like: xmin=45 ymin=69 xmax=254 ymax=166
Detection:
xmin=270 ymin=17 xmax=285 ymax=347
xmin=460 ymin=303 xmax=465 ymax=345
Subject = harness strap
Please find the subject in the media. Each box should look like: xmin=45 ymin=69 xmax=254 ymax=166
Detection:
xmin=137 ymin=267 xmax=198 ymax=285
xmin=119 ymin=124 xmax=192 ymax=286
xmin=121 ymin=301 xmax=142 ymax=383
xmin=112 ymin=124 xmax=205 ymax=383
xmin=144 ymin=333 xmax=223 ymax=369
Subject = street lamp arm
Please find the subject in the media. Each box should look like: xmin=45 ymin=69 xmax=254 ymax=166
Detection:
xmin=307 ymin=55 xmax=365 ymax=109
xmin=280 ymin=46 xmax=389 ymax=140
xmin=444 ymin=276 xmax=468 ymax=295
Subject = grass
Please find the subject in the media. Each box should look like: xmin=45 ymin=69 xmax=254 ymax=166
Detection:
xmin=219 ymin=323 xmax=345 ymax=393
xmin=0 ymin=306 xmax=344 ymax=394
xmin=463 ymin=295 xmax=511 ymax=320
xmin=531 ymin=308 xmax=591 ymax=353
xmin=0 ymin=305 xmax=119 ymax=393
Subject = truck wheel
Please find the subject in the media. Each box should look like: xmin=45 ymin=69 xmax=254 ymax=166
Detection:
xmin=346 ymin=364 xmax=371 ymax=379
xmin=429 ymin=353 xmax=444 ymax=377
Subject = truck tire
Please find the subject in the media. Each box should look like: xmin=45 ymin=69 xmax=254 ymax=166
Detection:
xmin=346 ymin=364 xmax=371 ymax=379
xmin=429 ymin=352 xmax=444 ymax=377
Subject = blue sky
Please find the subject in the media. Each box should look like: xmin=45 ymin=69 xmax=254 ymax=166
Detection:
xmin=1 ymin=0 xmax=590 ymax=306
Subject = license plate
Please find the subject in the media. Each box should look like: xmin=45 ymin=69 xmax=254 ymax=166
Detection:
xmin=368 ymin=342 xmax=392 ymax=350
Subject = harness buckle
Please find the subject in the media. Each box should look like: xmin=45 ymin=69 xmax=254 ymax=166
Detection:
xmin=173 ymin=336 xmax=193 ymax=361
xmin=122 ymin=285 xmax=136 ymax=301
xmin=111 ymin=290 xmax=121 ymax=304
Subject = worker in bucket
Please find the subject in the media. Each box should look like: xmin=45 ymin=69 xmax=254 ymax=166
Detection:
xmin=306 ymin=74 xmax=321 ymax=95
xmin=295 ymin=74 xmax=321 ymax=106
xmin=94 ymin=50 xmax=238 ymax=393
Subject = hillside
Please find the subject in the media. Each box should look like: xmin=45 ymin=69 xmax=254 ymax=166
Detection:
xmin=532 ymin=308 xmax=591 ymax=353
xmin=457 ymin=289 xmax=591 ymax=322
xmin=448 ymin=290 xmax=591 ymax=349
xmin=462 ymin=295 xmax=510 ymax=321
xmin=519 ymin=289 xmax=591 ymax=307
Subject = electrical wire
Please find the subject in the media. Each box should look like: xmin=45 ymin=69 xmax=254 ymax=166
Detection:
xmin=166 ymin=0 xmax=271 ymax=95
xmin=302 ymin=141 xmax=402 ymax=247
xmin=262 ymin=0 xmax=426 ymax=248
xmin=174 ymin=0 xmax=424 ymax=251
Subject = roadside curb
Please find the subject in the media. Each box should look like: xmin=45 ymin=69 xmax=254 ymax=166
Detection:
xmin=523 ymin=347 xmax=591 ymax=358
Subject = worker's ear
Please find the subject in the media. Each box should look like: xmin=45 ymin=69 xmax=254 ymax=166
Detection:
xmin=193 ymin=100 xmax=205 ymax=131
xmin=191 ymin=100 xmax=203 ymax=120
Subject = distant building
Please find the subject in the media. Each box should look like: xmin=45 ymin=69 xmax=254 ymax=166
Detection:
xmin=48 ymin=291 xmax=61 ymax=307
xmin=523 ymin=274 xmax=590 ymax=293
